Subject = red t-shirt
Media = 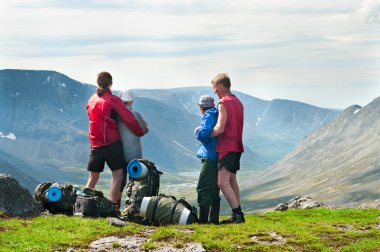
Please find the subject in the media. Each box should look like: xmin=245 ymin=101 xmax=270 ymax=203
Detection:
xmin=216 ymin=94 xmax=244 ymax=159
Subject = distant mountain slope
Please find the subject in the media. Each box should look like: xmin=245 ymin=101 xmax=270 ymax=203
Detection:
xmin=0 ymin=149 xmax=40 ymax=192
xmin=0 ymin=69 xmax=339 ymax=178
xmin=248 ymin=97 xmax=380 ymax=209
xmin=0 ymin=69 xmax=93 ymax=167
xmin=133 ymin=96 xmax=200 ymax=170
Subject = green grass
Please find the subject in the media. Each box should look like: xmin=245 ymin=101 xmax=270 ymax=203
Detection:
xmin=0 ymin=215 xmax=144 ymax=252
xmin=0 ymin=208 xmax=379 ymax=251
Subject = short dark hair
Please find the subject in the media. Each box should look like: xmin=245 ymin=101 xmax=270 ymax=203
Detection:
xmin=211 ymin=73 xmax=231 ymax=89
xmin=96 ymin=71 xmax=112 ymax=97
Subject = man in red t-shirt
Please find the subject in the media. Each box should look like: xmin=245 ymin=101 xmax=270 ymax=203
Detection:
xmin=210 ymin=73 xmax=245 ymax=224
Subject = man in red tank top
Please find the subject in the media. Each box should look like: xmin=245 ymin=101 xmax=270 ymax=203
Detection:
xmin=210 ymin=73 xmax=245 ymax=224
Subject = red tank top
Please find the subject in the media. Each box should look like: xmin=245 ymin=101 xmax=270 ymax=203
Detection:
xmin=216 ymin=94 xmax=244 ymax=158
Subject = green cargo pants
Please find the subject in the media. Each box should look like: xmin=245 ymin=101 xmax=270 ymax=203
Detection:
xmin=197 ymin=158 xmax=220 ymax=223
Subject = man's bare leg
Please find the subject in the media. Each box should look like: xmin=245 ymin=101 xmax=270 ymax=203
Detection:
xmin=86 ymin=172 xmax=100 ymax=189
xmin=230 ymin=173 xmax=240 ymax=206
xmin=218 ymin=167 xmax=238 ymax=209
xmin=109 ymin=169 xmax=124 ymax=204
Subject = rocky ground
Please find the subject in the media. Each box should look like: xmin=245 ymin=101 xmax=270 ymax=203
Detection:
xmin=0 ymin=174 xmax=43 ymax=217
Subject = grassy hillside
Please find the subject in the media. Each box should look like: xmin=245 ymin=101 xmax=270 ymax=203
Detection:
xmin=249 ymin=99 xmax=380 ymax=210
xmin=1 ymin=208 xmax=379 ymax=251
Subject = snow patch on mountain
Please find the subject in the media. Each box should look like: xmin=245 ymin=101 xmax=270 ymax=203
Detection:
xmin=256 ymin=117 xmax=261 ymax=126
xmin=58 ymin=81 xmax=66 ymax=87
xmin=0 ymin=132 xmax=16 ymax=140
xmin=10 ymin=92 xmax=19 ymax=98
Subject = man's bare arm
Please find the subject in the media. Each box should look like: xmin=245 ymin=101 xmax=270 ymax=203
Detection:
xmin=211 ymin=103 xmax=227 ymax=137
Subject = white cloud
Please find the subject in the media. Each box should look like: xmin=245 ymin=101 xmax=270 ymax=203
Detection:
xmin=355 ymin=0 xmax=380 ymax=23
xmin=0 ymin=0 xmax=379 ymax=108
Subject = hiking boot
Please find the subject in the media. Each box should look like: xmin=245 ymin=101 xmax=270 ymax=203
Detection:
xmin=199 ymin=205 xmax=211 ymax=224
xmin=109 ymin=204 xmax=121 ymax=219
xmin=220 ymin=212 xmax=245 ymax=224
xmin=241 ymin=212 xmax=245 ymax=222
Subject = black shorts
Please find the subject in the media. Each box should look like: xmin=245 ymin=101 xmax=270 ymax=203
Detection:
xmin=218 ymin=152 xmax=242 ymax=174
xmin=87 ymin=139 xmax=125 ymax=172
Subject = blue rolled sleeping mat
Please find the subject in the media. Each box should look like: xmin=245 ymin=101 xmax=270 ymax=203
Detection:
xmin=127 ymin=159 xmax=149 ymax=179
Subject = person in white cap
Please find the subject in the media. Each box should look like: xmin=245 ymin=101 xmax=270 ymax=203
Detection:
xmin=117 ymin=89 xmax=149 ymax=208
xmin=194 ymin=95 xmax=220 ymax=224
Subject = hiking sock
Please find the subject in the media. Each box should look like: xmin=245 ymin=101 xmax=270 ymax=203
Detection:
xmin=232 ymin=207 xmax=240 ymax=215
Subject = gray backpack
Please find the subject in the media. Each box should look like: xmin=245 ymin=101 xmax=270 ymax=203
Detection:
xmin=74 ymin=188 xmax=117 ymax=218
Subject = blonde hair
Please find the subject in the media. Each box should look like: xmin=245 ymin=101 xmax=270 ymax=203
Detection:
xmin=211 ymin=73 xmax=231 ymax=89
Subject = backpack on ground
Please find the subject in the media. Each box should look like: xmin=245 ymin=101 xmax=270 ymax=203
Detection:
xmin=34 ymin=182 xmax=81 ymax=215
xmin=122 ymin=159 xmax=163 ymax=223
xmin=139 ymin=194 xmax=199 ymax=226
xmin=73 ymin=187 xmax=117 ymax=218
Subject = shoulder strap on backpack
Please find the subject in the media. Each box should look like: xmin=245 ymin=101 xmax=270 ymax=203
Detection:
xmin=147 ymin=170 xmax=160 ymax=196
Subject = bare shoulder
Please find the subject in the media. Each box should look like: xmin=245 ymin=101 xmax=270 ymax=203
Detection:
xmin=218 ymin=102 xmax=227 ymax=113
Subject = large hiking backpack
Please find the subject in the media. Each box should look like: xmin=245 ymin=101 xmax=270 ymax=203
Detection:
xmin=73 ymin=188 xmax=117 ymax=218
xmin=122 ymin=159 xmax=163 ymax=223
xmin=139 ymin=194 xmax=199 ymax=226
xmin=34 ymin=182 xmax=81 ymax=215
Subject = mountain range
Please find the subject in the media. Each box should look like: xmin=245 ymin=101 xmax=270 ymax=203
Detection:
xmin=0 ymin=69 xmax=338 ymax=173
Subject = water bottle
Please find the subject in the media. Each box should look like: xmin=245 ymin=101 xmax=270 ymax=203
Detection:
xmin=72 ymin=185 xmax=82 ymax=196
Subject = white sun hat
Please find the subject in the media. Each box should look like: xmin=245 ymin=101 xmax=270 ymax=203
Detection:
xmin=119 ymin=89 xmax=134 ymax=102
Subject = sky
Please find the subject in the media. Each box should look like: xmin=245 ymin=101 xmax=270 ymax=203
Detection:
xmin=1 ymin=0 xmax=379 ymax=109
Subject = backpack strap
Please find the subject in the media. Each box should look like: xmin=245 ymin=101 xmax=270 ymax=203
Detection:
xmin=147 ymin=170 xmax=154 ymax=196
xmin=147 ymin=168 xmax=161 ymax=196
xmin=153 ymin=170 xmax=161 ymax=195
xmin=169 ymin=202 xmax=180 ymax=224
xmin=178 ymin=197 xmax=192 ymax=209
xmin=151 ymin=195 xmax=163 ymax=224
